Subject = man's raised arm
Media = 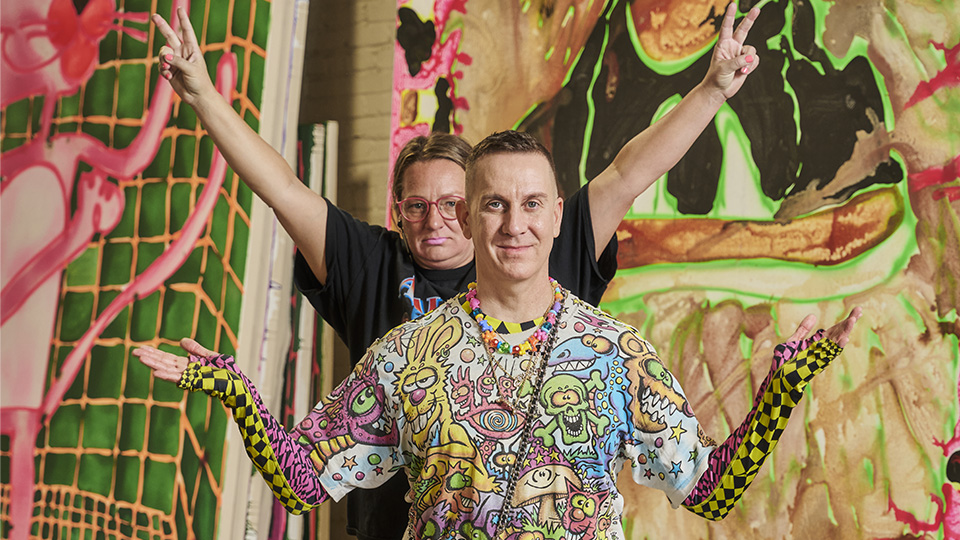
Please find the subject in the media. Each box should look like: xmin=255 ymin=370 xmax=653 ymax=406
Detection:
xmin=586 ymin=3 xmax=760 ymax=256
xmin=153 ymin=7 xmax=331 ymax=283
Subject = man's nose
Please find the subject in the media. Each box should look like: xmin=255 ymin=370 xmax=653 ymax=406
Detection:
xmin=502 ymin=208 xmax=525 ymax=235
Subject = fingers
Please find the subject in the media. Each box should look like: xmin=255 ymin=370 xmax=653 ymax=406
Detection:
xmin=180 ymin=337 xmax=217 ymax=358
xmin=158 ymin=45 xmax=175 ymax=80
xmin=158 ymin=47 xmax=195 ymax=80
xmin=739 ymin=45 xmax=758 ymax=74
xmin=176 ymin=6 xmax=201 ymax=51
xmin=718 ymin=2 xmax=737 ymax=43
xmin=132 ymin=346 xmax=188 ymax=383
xmin=787 ymin=314 xmax=818 ymax=343
xmin=151 ymin=13 xmax=182 ymax=50
xmin=733 ymin=6 xmax=760 ymax=45
xmin=830 ymin=307 xmax=863 ymax=348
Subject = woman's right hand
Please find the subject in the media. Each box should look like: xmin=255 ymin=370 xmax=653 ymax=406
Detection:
xmin=152 ymin=6 xmax=216 ymax=107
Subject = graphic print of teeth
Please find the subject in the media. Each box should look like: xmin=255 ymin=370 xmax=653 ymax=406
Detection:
xmin=553 ymin=357 xmax=598 ymax=372
xmin=639 ymin=388 xmax=666 ymax=426
xmin=563 ymin=414 xmax=583 ymax=436
xmin=410 ymin=402 xmax=437 ymax=433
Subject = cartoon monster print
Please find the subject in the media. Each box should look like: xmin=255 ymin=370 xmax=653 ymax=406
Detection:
xmin=418 ymin=459 xmax=482 ymax=528
xmin=297 ymin=358 xmax=399 ymax=466
xmin=561 ymin=478 xmax=610 ymax=540
xmin=551 ymin=334 xmax=630 ymax=428
xmin=550 ymin=334 xmax=619 ymax=375
xmin=395 ymin=315 xmax=497 ymax=536
xmin=395 ymin=315 xmax=461 ymax=442
xmin=534 ymin=371 xmax=610 ymax=448
xmin=485 ymin=441 xmax=518 ymax=481
xmin=451 ymin=364 xmax=525 ymax=442
xmin=620 ymin=332 xmax=695 ymax=433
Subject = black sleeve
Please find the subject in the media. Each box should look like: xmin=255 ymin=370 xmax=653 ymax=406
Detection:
xmin=293 ymin=198 xmax=405 ymax=365
xmin=549 ymin=184 xmax=619 ymax=305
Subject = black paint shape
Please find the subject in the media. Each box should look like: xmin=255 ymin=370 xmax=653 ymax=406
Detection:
xmin=948 ymin=451 xmax=960 ymax=484
xmin=397 ymin=7 xmax=436 ymax=77
xmin=536 ymin=0 xmax=901 ymax=216
xmin=433 ymin=77 xmax=454 ymax=133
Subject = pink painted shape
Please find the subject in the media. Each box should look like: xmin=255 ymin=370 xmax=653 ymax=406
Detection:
xmin=0 ymin=2 xmax=241 ymax=539
xmin=907 ymin=153 xmax=960 ymax=202
xmin=40 ymin=52 xmax=237 ymax=418
xmin=904 ymin=42 xmax=960 ymax=110
xmin=387 ymin=0 xmax=471 ymax=226
xmin=0 ymin=0 xmax=149 ymax=109
xmin=887 ymin=366 xmax=960 ymax=539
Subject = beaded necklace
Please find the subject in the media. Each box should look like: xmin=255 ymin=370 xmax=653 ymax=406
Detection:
xmin=466 ymin=278 xmax=562 ymax=357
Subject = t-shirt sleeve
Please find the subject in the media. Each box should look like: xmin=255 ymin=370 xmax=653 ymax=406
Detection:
xmin=292 ymin=198 xmax=393 ymax=341
xmin=618 ymin=330 xmax=712 ymax=507
xmin=292 ymin=341 xmax=407 ymax=502
xmin=550 ymin=184 xmax=619 ymax=306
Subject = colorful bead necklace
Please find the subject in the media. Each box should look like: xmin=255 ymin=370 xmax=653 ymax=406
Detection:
xmin=465 ymin=278 xmax=563 ymax=357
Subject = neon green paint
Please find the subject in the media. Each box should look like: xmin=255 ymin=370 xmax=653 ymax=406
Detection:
xmin=865 ymin=328 xmax=884 ymax=355
xmin=627 ymin=95 xmax=682 ymax=216
xmin=824 ymin=484 xmax=839 ymax=525
xmin=545 ymin=46 xmax=555 ymax=62
xmin=577 ymin=22 xmax=611 ymax=188
xmin=512 ymin=103 xmax=541 ymax=130
xmin=862 ymin=458 xmax=875 ymax=491
xmin=521 ymin=0 xmax=531 ymax=14
xmin=561 ymin=47 xmax=588 ymax=87
xmin=624 ymin=6 xmax=713 ymax=75
xmin=897 ymin=292 xmax=927 ymax=332
xmin=439 ymin=13 xmax=465 ymax=41
xmin=739 ymin=332 xmax=753 ymax=360
xmin=564 ymin=47 xmax=571 ymax=65
xmin=713 ymin=103 xmax=780 ymax=219
xmin=562 ymin=6 xmax=575 ymax=28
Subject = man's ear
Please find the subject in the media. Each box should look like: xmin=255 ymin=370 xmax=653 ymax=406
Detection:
xmin=457 ymin=199 xmax=472 ymax=239
xmin=553 ymin=196 xmax=563 ymax=238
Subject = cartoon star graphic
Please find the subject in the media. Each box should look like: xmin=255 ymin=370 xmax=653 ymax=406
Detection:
xmin=342 ymin=455 xmax=358 ymax=471
xmin=669 ymin=422 xmax=687 ymax=443
xmin=644 ymin=468 xmax=654 ymax=479
xmin=648 ymin=449 xmax=658 ymax=461
xmin=689 ymin=448 xmax=699 ymax=462
xmin=670 ymin=461 xmax=683 ymax=479
xmin=374 ymin=466 xmax=384 ymax=475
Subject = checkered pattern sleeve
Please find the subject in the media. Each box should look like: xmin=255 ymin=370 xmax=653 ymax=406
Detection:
xmin=683 ymin=330 xmax=843 ymax=521
xmin=177 ymin=354 xmax=329 ymax=514
xmin=681 ymin=333 xmax=842 ymax=520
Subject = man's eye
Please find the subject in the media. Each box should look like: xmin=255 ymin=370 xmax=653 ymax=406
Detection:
xmin=441 ymin=200 xmax=458 ymax=209
xmin=526 ymin=201 xmax=540 ymax=209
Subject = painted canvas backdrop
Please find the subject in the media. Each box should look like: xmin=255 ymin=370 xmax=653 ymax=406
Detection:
xmin=390 ymin=0 xmax=960 ymax=538
xmin=0 ymin=0 xmax=274 ymax=538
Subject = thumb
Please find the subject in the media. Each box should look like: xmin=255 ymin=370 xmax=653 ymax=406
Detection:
xmin=181 ymin=337 xmax=216 ymax=358
xmin=786 ymin=314 xmax=818 ymax=343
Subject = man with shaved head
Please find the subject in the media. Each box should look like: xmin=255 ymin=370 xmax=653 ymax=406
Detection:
xmin=137 ymin=129 xmax=862 ymax=539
